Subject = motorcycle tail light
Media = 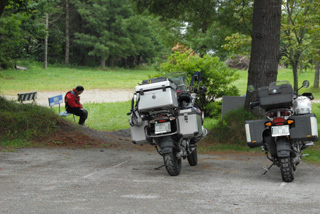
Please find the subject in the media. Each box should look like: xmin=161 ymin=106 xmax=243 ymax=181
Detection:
xmin=273 ymin=117 xmax=286 ymax=126
xmin=287 ymin=119 xmax=294 ymax=124
xmin=265 ymin=122 xmax=272 ymax=127
xmin=158 ymin=119 xmax=166 ymax=123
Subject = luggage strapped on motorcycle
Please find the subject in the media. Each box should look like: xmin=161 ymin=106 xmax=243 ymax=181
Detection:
xmin=129 ymin=93 xmax=143 ymax=127
xmin=190 ymin=72 xmax=201 ymax=92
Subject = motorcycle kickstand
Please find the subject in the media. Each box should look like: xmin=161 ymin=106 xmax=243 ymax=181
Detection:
xmin=262 ymin=152 xmax=275 ymax=175
xmin=262 ymin=162 xmax=275 ymax=175
xmin=154 ymin=146 xmax=165 ymax=170
xmin=154 ymin=165 xmax=165 ymax=170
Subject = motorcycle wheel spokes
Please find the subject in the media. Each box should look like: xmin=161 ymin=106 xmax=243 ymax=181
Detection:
xmin=279 ymin=157 xmax=295 ymax=182
xmin=163 ymin=152 xmax=181 ymax=176
xmin=187 ymin=148 xmax=198 ymax=166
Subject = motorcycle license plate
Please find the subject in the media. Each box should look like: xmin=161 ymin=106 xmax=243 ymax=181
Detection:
xmin=271 ymin=125 xmax=290 ymax=137
xmin=155 ymin=122 xmax=171 ymax=134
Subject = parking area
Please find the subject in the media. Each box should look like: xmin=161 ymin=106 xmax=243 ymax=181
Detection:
xmin=1 ymin=148 xmax=320 ymax=214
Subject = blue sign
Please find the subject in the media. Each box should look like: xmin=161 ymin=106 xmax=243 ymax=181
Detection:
xmin=48 ymin=94 xmax=63 ymax=107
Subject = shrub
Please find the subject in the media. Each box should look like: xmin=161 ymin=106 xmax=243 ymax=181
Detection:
xmin=209 ymin=108 xmax=256 ymax=145
xmin=158 ymin=51 xmax=239 ymax=116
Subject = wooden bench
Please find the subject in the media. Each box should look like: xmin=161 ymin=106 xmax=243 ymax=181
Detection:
xmin=17 ymin=92 xmax=37 ymax=104
xmin=48 ymin=94 xmax=75 ymax=121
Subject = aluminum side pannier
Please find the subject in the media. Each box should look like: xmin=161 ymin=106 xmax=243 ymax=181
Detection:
xmin=289 ymin=113 xmax=318 ymax=142
xmin=245 ymin=119 xmax=268 ymax=148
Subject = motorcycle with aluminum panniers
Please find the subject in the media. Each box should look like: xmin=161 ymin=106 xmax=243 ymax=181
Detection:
xmin=128 ymin=72 xmax=207 ymax=176
xmin=245 ymin=80 xmax=318 ymax=182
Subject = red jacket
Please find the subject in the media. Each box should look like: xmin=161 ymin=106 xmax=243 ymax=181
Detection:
xmin=65 ymin=89 xmax=83 ymax=109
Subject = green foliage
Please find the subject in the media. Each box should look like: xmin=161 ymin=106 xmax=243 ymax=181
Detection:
xmin=0 ymin=0 xmax=48 ymax=69
xmin=133 ymin=0 xmax=254 ymax=60
xmin=303 ymin=144 xmax=320 ymax=165
xmin=159 ymin=51 xmax=239 ymax=115
xmin=0 ymin=13 xmax=28 ymax=68
xmin=0 ymin=97 xmax=58 ymax=142
xmin=72 ymin=0 xmax=168 ymax=68
xmin=205 ymin=100 xmax=222 ymax=118
xmin=222 ymin=33 xmax=251 ymax=57
xmin=280 ymin=0 xmax=320 ymax=90
xmin=209 ymin=108 xmax=256 ymax=145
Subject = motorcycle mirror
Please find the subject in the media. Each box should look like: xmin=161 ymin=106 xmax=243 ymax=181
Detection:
xmin=302 ymin=80 xmax=310 ymax=88
xmin=199 ymin=86 xmax=207 ymax=93
xmin=248 ymin=85 xmax=255 ymax=93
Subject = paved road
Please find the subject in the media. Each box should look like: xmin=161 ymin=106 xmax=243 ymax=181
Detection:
xmin=1 ymin=147 xmax=320 ymax=214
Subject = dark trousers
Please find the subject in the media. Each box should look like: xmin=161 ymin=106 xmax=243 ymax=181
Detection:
xmin=67 ymin=108 xmax=88 ymax=125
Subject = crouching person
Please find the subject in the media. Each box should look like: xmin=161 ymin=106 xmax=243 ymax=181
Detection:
xmin=65 ymin=85 xmax=88 ymax=125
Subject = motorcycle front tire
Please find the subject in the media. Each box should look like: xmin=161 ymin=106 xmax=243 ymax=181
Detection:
xmin=279 ymin=157 xmax=295 ymax=182
xmin=163 ymin=152 xmax=181 ymax=176
xmin=187 ymin=148 xmax=198 ymax=166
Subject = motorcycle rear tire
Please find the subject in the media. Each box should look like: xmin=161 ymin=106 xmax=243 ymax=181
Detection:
xmin=187 ymin=148 xmax=198 ymax=166
xmin=163 ymin=152 xmax=181 ymax=176
xmin=279 ymin=157 xmax=295 ymax=182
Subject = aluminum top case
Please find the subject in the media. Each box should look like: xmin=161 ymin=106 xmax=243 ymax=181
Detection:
xmin=135 ymin=79 xmax=178 ymax=112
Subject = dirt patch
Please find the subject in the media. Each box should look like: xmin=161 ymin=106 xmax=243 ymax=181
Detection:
xmin=31 ymin=119 xmax=156 ymax=152
xmin=31 ymin=119 xmax=127 ymax=148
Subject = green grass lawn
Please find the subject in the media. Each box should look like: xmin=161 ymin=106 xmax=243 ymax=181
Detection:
xmin=0 ymin=61 xmax=156 ymax=95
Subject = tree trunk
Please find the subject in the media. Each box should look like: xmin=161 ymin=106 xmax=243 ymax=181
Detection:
xmin=65 ymin=0 xmax=70 ymax=66
xmin=314 ymin=58 xmax=320 ymax=88
xmin=0 ymin=0 xmax=8 ymax=18
xmin=292 ymin=61 xmax=299 ymax=91
xmin=245 ymin=0 xmax=282 ymax=112
xmin=110 ymin=56 xmax=114 ymax=68
xmin=44 ymin=13 xmax=49 ymax=70
xmin=101 ymin=56 xmax=106 ymax=70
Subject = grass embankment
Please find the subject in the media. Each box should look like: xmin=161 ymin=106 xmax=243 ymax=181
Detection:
xmin=0 ymin=97 xmax=59 ymax=149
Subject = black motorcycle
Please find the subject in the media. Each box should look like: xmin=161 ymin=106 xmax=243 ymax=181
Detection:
xmin=245 ymin=80 xmax=318 ymax=182
xmin=128 ymin=72 xmax=207 ymax=176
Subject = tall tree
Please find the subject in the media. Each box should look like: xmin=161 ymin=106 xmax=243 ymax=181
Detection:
xmin=0 ymin=0 xmax=29 ymax=18
xmin=314 ymin=54 xmax=320 ymax=88
xmin=0 ymin=0 xmax=48 ymax=69
xmin=65 ymin=0 xmax=70 ymax=65
xmin=133 ymin=0 xmax=254 ymax=59
xmin=74 ymin=0 xmax=133 ymax=69
xmin=281 ymin=0 xmax=320 ymax=91
xmin=245 ymin=0 xmax=282 ymax=111
xmin=44 ymin=13 xmax=48 ymax=69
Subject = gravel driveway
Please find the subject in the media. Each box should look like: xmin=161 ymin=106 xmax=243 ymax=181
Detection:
xmin=1 ymin=147 xmax=320 ymax=214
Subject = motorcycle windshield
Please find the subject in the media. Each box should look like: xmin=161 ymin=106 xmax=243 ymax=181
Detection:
xmin=166 ymin=72 xmax=189 ymax=92
xmin=269 ymin=80 xmax=291 ymax=87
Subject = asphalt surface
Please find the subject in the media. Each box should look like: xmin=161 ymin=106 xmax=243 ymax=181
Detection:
xmin=1 ymin=147 xmax=320 ymax=214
